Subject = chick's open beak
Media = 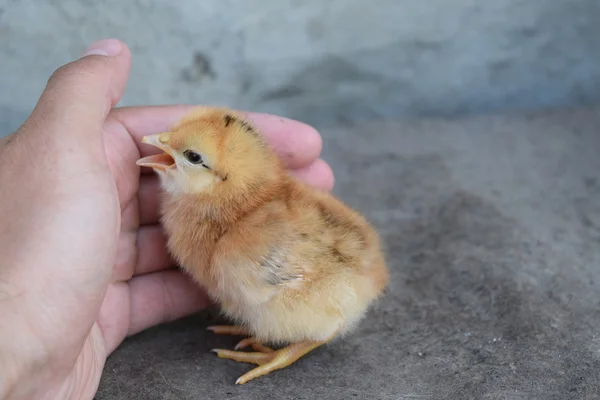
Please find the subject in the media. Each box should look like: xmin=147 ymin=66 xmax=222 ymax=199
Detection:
xmin=136 ymin=133 xmax=176 ymax=171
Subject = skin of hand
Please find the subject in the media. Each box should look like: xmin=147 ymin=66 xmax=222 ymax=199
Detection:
xmin=0 ymin=39 xmax=334 ymax=400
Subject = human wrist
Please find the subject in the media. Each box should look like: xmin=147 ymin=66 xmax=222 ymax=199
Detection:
xmin=0 ymin=346 xmax=36 ymax=400
xmin=0 ymin=300 xmax=36 ymax=399
xmin=0 ymin=350 xmax=77 ymax=400
xmin=0 ymin=357 xmax=18 ymax=399
xmin=0 ymin=306 xmax=61 ymax=400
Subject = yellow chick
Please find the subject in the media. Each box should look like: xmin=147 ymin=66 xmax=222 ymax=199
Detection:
xmin=136 ymin=107 xmax=389 ymax=385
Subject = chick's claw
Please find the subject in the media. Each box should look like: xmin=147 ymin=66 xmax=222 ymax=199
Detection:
xmin=206 ymin=325 xmax=249 ymax=336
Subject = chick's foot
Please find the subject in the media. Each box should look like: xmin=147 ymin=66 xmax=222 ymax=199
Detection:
xmin=211 ymin=340 xmax=325 ymax=384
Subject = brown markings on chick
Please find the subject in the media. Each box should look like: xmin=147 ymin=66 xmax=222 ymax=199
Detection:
xmin=260 ymin=245 xmax=302 ymax=286
xmin=330 ymin=245 xmax=352 ymax=264
xmin=317 ymin=202 xmax=353 ymax=233
xmin=239 ymin=120 xmax=257 ymax=136
xmin=316 ymin=202 xmax=367 ymax=249
xmin=222 ymin=113 xmax=258 ymax=136
xmin=279 ymin=181 xmax=296 ymax=212
xmin=223 ymin=114 xmax=235 ymax=127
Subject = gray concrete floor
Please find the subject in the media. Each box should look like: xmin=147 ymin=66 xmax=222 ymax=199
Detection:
xmin=97 ymin=105 xmax=600 ymax=400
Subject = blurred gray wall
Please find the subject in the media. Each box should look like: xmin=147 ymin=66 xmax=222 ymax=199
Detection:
xmin=1 ymin=0 xmax=599 ymax=132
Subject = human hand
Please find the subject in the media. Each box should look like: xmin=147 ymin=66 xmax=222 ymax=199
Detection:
xmin=0 ymin=39 xmax=334 ymax=400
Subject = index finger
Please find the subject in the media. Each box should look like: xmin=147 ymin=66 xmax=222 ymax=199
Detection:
xmin=109 ymin=105 xmax=323 ymax=170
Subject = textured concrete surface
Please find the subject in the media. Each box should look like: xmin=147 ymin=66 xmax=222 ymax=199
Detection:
xmin=1 ymin=0 xmax=600 ymax=132
xmin=97 ymin=104 xmax=600 ymax=400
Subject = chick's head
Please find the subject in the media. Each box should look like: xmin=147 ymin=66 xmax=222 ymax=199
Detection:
xmin=136 ymin=107 xmax=283 ymax=197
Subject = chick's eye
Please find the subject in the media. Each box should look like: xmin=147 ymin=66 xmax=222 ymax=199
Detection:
xmin=183 ymin=150 xmax=203 ymax=164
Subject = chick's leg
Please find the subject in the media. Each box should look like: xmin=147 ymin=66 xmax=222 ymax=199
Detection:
xmin=213 ymin=340 xmax=326 ymax=385
xmin=207 ymin=325 xmax=274 ymax=352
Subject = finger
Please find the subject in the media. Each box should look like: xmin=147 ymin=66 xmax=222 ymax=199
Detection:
xmin=112 ymin=224 xmax=174 ymax=283
xmin=127 ymin=269 xmax=211 ymax=337
xmin=113 ymin=230 xmax=137 ymax=282
xmin=289 ymin=159 xmax=335 ymax=192
xmin=98 ymin=281 xmax=130 ymax=355
xmin=138 ymin=174 xmax=161 ymax=225
xmin=110 ymin=105 xmax=322 ymax=170
xmin=244 ymin=112 xmax=323 ymax=169
xmin=135 ymin=225 xmax=174 ymax=275
xmin=21 ymin=39 xmax=131 ymax=161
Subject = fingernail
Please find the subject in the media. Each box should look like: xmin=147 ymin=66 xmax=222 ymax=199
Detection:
xmin=82 ymin=39 xmax=122 ymax=57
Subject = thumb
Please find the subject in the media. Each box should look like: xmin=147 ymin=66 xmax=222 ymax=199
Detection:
xmin=21 ymin=38 xmax=131 ymax=159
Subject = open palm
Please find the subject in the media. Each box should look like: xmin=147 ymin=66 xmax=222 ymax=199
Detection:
xmin=0 ymin=40 xmax=333 ymax=400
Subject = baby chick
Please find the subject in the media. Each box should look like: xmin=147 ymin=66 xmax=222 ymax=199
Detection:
xmin=136 ymin=107 xmax=389 ymax=385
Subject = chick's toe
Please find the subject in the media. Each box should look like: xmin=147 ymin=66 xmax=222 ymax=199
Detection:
xmin=211 ymin=348 xmax=273 ymax=365
xmin=206 ymin=325 xmax=248 ymax=336
xmin=234 ymin=337 xmax=274 ymax=353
